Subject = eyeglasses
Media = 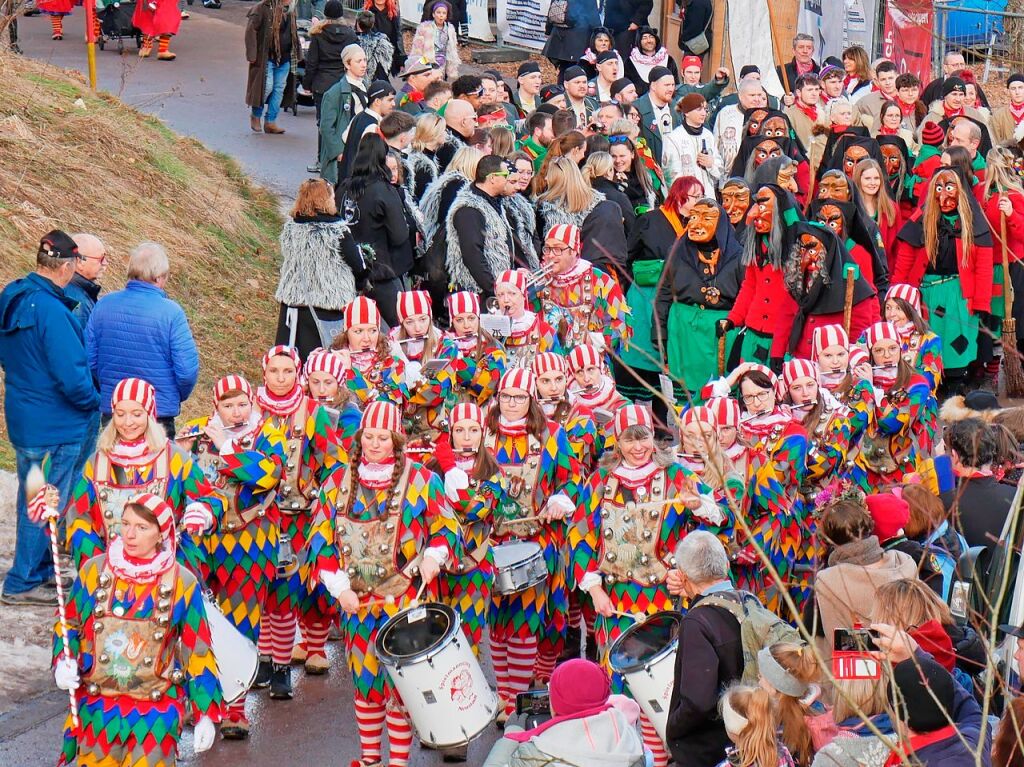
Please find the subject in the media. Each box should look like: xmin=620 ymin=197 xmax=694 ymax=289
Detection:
xmin=82 ymin=254 xmax=108 ymax=264
xmin=489 ymin=169 xmax=511 ymax=178
xmin=608 ymin=134 xmax=631 ymax=145
xmin=741 ymin=390 xmax=772 ymax=406
xmin=686 ymin=192 xmax=703 ymax=201
xmin=498 ymin=393 xmax=529 ymax=404
xmin=542 ymin=244 xmax=572 ymax=255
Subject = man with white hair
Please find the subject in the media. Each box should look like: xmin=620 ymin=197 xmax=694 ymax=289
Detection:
xmin=664 ymin=531 xmax=745 ymax=767
xmin=713 ymin=76 xmax=767 ymax=178
xmin=64 ymin=233 xmax=107 ymax=329
xmin=86 ymin=242 xmax=199 ymax=438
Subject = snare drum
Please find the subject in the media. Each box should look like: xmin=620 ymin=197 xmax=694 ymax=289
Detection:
xmin=202 ymin=592 xmax=259 ymax=704
xmin=491 ymin=541 xmax=547 ymax=595
xmin=607 ymin=611 xmax=681 ymax=746
xmin=375 ymin=602 xmax=498 ymax=747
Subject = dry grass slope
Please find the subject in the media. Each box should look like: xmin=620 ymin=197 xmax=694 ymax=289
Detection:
xmin=0 ymin=50 xmax=282 ymax=458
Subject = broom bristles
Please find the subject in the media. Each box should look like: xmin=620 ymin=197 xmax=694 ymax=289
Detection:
xmin=1003 ymin=319 xmax=1024 ymax=397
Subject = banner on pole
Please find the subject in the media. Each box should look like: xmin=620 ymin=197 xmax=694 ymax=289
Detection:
xmin=882 ymin=0 xmax=933 ymax=83
xmin=497 ymin=0 xmax=547 ymax=49
xmin=727 ymin=0 xmax=786 ymax=98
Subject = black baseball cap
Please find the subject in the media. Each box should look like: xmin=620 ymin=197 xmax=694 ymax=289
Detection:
xmin=540 ymin=84 xmax=564 ymax=102
xmin=367 ymin=80 xmax=396 ymax=102
xmin=563 ymin=65 xmax=588 ymax=82
xmin=38 ymin=230 xmax=80 ymax=260
xmin=596 ymin=50 xmax=617 ymax=65
xmin=517 ymin=61 xmax=541 ymax=78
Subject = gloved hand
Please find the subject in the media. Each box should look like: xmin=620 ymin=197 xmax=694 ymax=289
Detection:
xmin=193 ymin=716 xmax=216 ymax=753
xmin=54 ymin=657 xmax=79 ymax=691
xmin=444 ymin=467 xmax=470 ymax=500
xmin=321 ymin=570 xmax=350 ymax=600
xmin=182 ymin=503 xmax=213 ymax=535
xmin=716 ymin=319 xmax=734 ymax=338
xmin=404 ymin=360 xmax=424 ymax=389
xmin=587 ymin=331 xmax=607 ymax=352
xmin=733 ymin=545 xmax=758 ymax=566
xmin=769 ymin=356 xmax=784 ymax=374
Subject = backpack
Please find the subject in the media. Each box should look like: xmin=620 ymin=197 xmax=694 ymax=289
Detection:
xmin=693 ymin=590 xmax=802 ymax=685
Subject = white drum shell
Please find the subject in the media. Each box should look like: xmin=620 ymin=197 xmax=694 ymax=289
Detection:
xmin=379 ymin=606 xmax=498 ymax=747
xmin=203 ymin=593 xmax=259 ymax=704
xmin=618 ymin=645 xmax=676 ymax=746
xmin=491 ymin=541 xmax=547 ymax=595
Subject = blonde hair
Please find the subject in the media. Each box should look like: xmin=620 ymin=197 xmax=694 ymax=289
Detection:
xmin=447 ymin=145 xmax=485 ymax=179
xmin=96 ymin=415 xmax=168 ymax=456
xmin=582 ymin=151 xmax=614 ymax=182
xmin=489 ymin=126 xmax=516 ymax=158
xmin=608 ymin=118 xmax=639 ymax=139
xmin=982 ymin=146 xmax=1024 ymax=201
xmin=924 ymin=169 xmax=974 ymax=267
xmin=396 ymin=321 xmax=442 ymax=361
xmin=291 ymin=178 xmax=337 ymax=218
xmin=873 ymin=577 xmax=953 ymax=628
xmin=721 ymin=685 xmax=782 ymax=767
xmin=853 ymin=158 xmax=896 ymax=228
xmin=412 ymin=113 xmax=446 ymax=152
xmin=536 ymin=156 xmax=595 ymax=213
xmin=831 ymin=677 xmax=887 ymax=724
xmin=765 ymin=644 xmax=821 ymax=767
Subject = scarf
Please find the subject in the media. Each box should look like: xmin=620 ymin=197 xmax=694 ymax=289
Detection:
xmin=878 ymin=125 xmax=899 ymax=136
xmin=741 ymin=407 xmax=793 ymax=439
xmin=256 ymin=384 xmax=305 ymax=418
xmin=873 ymin=364 xmax=898 ymax=388
xmin=358 ymin=456 xmax=396 ymax=487
xmin=795 ymin=59 xmax=814 ymax=77
xmin=350 ymin=349 xmax=379 ymax=372
xmin=678 ymin=452 xmax=705 ymax=473
xmin=612 ymin=460 xmax=660 ymax=488
xmin=509 ymin=310 xmax=539 ymax=336
xmin=724 ymin=442 xmax=746 ymax=462
xmin=551 ymin=257 xmax=590 ymax=288
xmin=897 ymin=98 xmax=917 ymax=117
xmin=794 ymin=100 xmax=818 ymax=123
xmin=107 ymin=438 xmax=165 ymax=468
xmin=909 ymin=619 xmax=956 ymax=672
xmin=660 ymin=204 xmax=687 ymax=237
xmin=107 ymin=536 xmax=176 ymax=583
xmin=455 ymin=455 xmax=476 ymax=472
xmin=827 ymin=535 xmax=884 ymax=567
xmin=1012 ymin=102 xmax=1024 ymax=124
xmin=682 ymin=120 xmax=705 ymax=137
xmin=629 ymin=46 xmax=668 ymax=82
xmin=498 ymin=415 xmax=528 ymax=436
xmin=883 ymin=726 xmax=959 ymax=767
xmin=571 ymin=376 xmax=617 ymax=411
xmin=943 ymin=104 xmax=964 ymax=119
xmin=209 ymin=410 xmax=262 ymax=444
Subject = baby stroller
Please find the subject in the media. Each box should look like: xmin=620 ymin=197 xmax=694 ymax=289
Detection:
xmin=97 ymin=0 xmax=142 ymax=52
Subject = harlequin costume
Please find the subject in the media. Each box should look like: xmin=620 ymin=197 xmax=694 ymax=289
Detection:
xmin=675 ymin=404 xmax=744 ymax=533
xmin=303 ymin=347 xmax=363 ymax=438
xmin=37 ymin=0 xmax=74 ymax=40
xmin=254 ymin=345 xmax=342 ymax=693
xmin=178 ymin=375 xmax=287 ymax=735
xmin=566 ymin=343 xmax=630 ymax=446
xmin=484 ymin=369 xmax=581 ymax=716
xmin=883 ymin=284 xmax=943 ymax=394
xmin=54 ymin=493 xmax=223 ymax=766
xmin=132 ymin=0 xmax=182 ymax=60
xmin=494 ymin=269 xmax=563 ymax=369
xmin=533 ymin=352 xmax=601 ymax=472
xmin=442 ymin=292 xmax=507 ymax=406
xmin=535 ymin=224 xmax=631 ymax=353
xmin=570 ymin=405 xmax=723 ymax=767
xmin=66 ymin=378 xmax=223 ymax=576
xmin=339 ymin=297 xmax=406 ymax=408
xmin=315 ymin=401 xmax=458 ymax=767
xmin=655 ymin=199 xmax=745 ymax=395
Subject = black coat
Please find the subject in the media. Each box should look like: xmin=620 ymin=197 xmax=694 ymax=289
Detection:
xmin=666 ymin=592 xmax=744 ymax=767
xmin=338 ymin=175 xmax=414 ymax=283
xmin=337 ymin=112 xmax=380 ymax=180
xmin=593 ymin=177 xmax=636 ymax=238
xmin=677 ymin=0 xmax=712 ymax=53
xmin=542 ymin=0 xmax=601 ymax=64
xmin=435 ymin=129 xmax=469 ymax=173
xmin=301 ymin=22 xmax=357 ymax=95
xmin=451 ymin=186 xmax=514 ymax=295
xmin=367 ymin=6 xmax=406 ymax=74
xmin=943 ymin=475 xmax=1015 ymax=553
xmin=539 ymin=199 xmax=629 ymax=278
xmin=776 ymin=57 xmax=819 ymax=94
xmin=604 ymin=0 xmax=651 ymax=35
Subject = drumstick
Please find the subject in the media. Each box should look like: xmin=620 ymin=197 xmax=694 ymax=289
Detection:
xmin=610 ymin=609 xmax=648 ymax=624
xmin=408 ymin=579 xmax=429 ymax=608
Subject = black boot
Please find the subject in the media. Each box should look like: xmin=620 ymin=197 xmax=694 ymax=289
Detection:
xmin=253 ymin=656 xmax=273 ymax=689
xmin=585 ymin=631 xmax=599 ymax=663
xmin=442 ymin=743 xmax=469 ymax=762
xmin=558 ymin=626 xmax=582 ymax=662
xmin=269 ymin=662 xmax=293 ymax=699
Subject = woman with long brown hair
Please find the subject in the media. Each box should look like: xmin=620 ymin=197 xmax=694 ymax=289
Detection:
xmin=853 ymin=158 xmax=902 ymax=273
xmin=842 ymin=45 xmax=872 ymax=99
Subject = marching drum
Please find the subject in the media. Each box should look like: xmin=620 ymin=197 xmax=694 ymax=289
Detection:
xmin=491 ymin=541 xmax=547 ymax=595
xmin=607 ymin=611 xmax=682 ymax=745
xmin=375 ymin=602 xmax=498 ymax=747
xmin=202 ymin=591 xmax=259 ymax=704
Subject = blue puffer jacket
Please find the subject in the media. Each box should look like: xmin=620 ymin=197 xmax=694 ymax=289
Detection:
xmin=86 ymin=280 xmax=199 ymax=417
xmin=0 ymin=273 xmax=100 ymax=447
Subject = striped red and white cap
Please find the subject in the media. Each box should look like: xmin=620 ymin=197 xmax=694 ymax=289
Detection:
xmin=544 ymin=223 xmax=582 ymax=253
xmin=112 ymin=377 xmax=157 ymax=418
xmin=886 ymin=283 xmax=923 ymax=316
xmin=707 ymin=396 xmax=741 ymax=428
xmin=848 ymin=346 xmax=870 ymax=371
xmin=126 ymin=492 xmax=176 ymax=542
xmin=680 ymin=405 xmax=715 ymax=428
xmin=397 ymin=290 xmax=432 ymax=322
xmin=865 ymin=321 xmax=900 ymax=349
xmin=782 ymin=358 xmax=820 ymax=390
xmin=811 ymin=324 xmax=849 ymax=361
xmin=495 ymin=269 xmax=528 ymax=295
xmin=261 ymin=345 xmax=301 ymax=372
xmin=360 ymin=400 xmax=404 ymax=434
xmin=304 ymin=348 xmax=345 ymax=382
xmin=446 ymin=291 xmax=481 ymax=318
xmin=499 ymin=368 xmax=537 ymax=396
xmin=450 ymin=402 xmax=485 ymax=428
xmin=343 ymin=296 xmax=381 ymax=330
xmin=213 ymin=374 xmax=253 ymax=404
xmin=567 ymin=343 xmax=601 ymax=373
xmin=613 ymin=404 xmax=652 ymax=438
xmin=532 ymin=352 xmax=566 ymax=376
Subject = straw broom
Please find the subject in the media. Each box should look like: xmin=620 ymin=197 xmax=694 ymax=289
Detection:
xmin=1001 ymin=210 xmax=1024 ymax=396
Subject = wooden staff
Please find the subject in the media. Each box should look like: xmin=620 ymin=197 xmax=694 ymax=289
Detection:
xmin=766 ymin=0 xmax=790 ymax=95
xmin=842 ymin=263 xmax=860 ymax=336
xmin=1001 ymin=208 xmax=1024 ymax=396
xmin=27 ymin=464 xmax=80 ymax=732
xmin=717 ymin=333 xmax=726 ymax=376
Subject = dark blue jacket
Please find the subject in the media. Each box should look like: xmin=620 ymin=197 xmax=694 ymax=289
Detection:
xmin=86 ymin=280 xmax=199 ymax=417
xmin=63 ymin=273 xmax=102 ymax=330
xmin=0 ymin=273 xmax=100 ymax=447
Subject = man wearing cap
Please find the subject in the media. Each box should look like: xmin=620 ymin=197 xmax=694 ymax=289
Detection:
xmin=662 ymin=92 xmax=720 ymax=190
xmin=540 ymin=83 xmax=567 ymax=110
xmin=336 ymin=79 xmax=396 ymax=180
xmin=674 ymin=56 xmax=729 ymax=105
xmin=610 ymin=77 xmax=637 ymax=105
xmin=515 ymin=110 xmax=554 ymax=172
xmin=445 ymin=155 xmax=517 ymax=296
xmin=0 ymin=231 xmax=100 ymax=605
xmin=921 ymin=75 xmax=989 ymax=132
xmin=920 ymin=49 xmax=991 ymax=109
xmin=589 ymin=50 xmax=620 ymax=102
xmin=515 ymin=60 xmax=543 ymax=116
xmin=990 ymin=73 xmax=1024 ymax=144
xmin=562 ymin=65 xmax=597 ymax=128
xmin=398 ymin=57 xmax=441 ymax=115
xmin=635 ymin=66 xmax=682 ymax=163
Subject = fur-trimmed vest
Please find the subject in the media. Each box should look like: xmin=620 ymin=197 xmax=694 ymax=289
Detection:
xmin=421 ymin=171 xmax=468 ymax=243
xmin=275 ymin=217 xmax=357 ymax=310
xmin=504 ymin=192 xmax=540 ymax=269
xmin=537 ymin=190 xmax=605 ymax=233
xmin=444 ymin=187 xmax=514 ymax=292
xmin=358 ymin=32 xmax=394 ymax=86
xmin=403 ymin=151 xmax=439 ymax=201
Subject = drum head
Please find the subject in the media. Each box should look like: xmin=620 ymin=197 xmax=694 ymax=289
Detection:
xmin=492 ymin=541 xmax=540 ymax=566
xmin=608 ymin=612 xmax=682 ymax=673
xmin=376 ymin=603 xmax=457 ymax=664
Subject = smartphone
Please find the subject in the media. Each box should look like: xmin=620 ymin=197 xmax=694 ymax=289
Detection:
xmin=833 ymin=627 xmax=879 ymax=653
xmin=420 ymin=359 xmax=450 ymax=378
xmin=515 ymin=690 xmax=550 ymax=716
xmin=833 ymin=627 xmax=881 ymax=680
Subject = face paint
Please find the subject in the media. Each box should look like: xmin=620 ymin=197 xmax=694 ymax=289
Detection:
xmin=761 ymin=116 xmax=788 ymax=138
xmin=753 ymin=139 xmax=782 ymax=167
xmin=843 ymin=144 xmax=870 ymax=177
xmin=687 ymin=202 xmax=720 ymax=243
xmin=933 ymin=169 xmax=959 ymax=214
xmin=818 ymin=172 xmax=852 ymax=202
xmin=746 ymin=190 xmax=776 ymax=234
xmin=746 ymin=109 xmax=768 ymax=136
xmin=815 ymin=203 xmax=845 ymax=238
xmin=721 ymin=185 xmax=751 ymax=225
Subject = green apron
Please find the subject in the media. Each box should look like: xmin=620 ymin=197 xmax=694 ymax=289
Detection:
xmin=739 ymin=328 xmax=773 ymax=366
xmin=667 ymin=303 xmax=738 ymax=397
xmin=990 ymin=264 xmax=1006 ymax=320
xmin=921 ymin=274 xmax=978 ymax=370
xmin=619 ymin=260 xmax=665 ymax=373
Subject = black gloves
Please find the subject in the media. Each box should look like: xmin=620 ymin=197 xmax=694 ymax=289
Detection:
xmin=716 ymin=319 xmax=735 ymax=338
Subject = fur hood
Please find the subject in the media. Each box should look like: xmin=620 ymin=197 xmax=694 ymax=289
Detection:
xmin=940 ymin=395 xmax=1024 ymax=441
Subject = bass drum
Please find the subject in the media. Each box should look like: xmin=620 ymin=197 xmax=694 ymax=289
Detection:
xmin=607 ymin=611 xmax=682 ymax=746
xmin=202 ymin=591 xmax=259 ymax=704
xmin=375 ymin=602 xmax=497 ymax=747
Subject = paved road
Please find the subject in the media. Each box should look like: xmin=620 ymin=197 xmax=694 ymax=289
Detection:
xmin=16 ymin=1 xmax=321 ymax=201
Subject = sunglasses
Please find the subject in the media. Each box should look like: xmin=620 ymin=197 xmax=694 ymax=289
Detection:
xmin=608 ymin=134 xmax=631 ymax=145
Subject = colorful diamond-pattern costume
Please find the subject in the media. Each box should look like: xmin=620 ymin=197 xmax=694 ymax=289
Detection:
xmin=899 ymin=328 xmax=943 ymax=394
xmin=393 ymin=334 xmax=460 ymax=461
xmin=442 ymin=332 xmax=508 ymax=407
xmin=66 ymin=442 xmax=224 ymax=575
xmin=536 ymin=264 xmax=632 ymax=353
xmin=802 ymin=407 xmax=855 ymax=499
xmin=54 ymin=555 xmax=223 ymax=766
xmin=501 ymin=313 xmax=563 ymax=369
xmin=343 ymin=351 xmax=406 ymax=407
xmin=549 ymin=401 xmax=602 ymax=474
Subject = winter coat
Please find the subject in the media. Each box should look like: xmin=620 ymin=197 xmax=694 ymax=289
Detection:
xmin=661 ymin=124 xmax=722 ymax=191
xmin=677 ymin=0 xmax=712 ymax=53
xmin=604 ymin=0 xmax=652 ymax=34
xmin=541 ymin=0 xmax=600 ymax=65
xmin=635 ymin=93 xmax=682 ymax=163
xmin=86 ymin=280 xmax=198 ymax=418
xmin=666 ymin=589 xmax=745 ymax=767
xmin=409 ymin=21 xmax=460 ymax=80
xmin=276 ymin=214 xmax=366 ymax=311
xmin=132 ymin=0 xmax=181 ymax=38
xmin=359 ymin=31 xmax=394 ymax=85
xmin=726 ymin=261 xmax=800 ymax=357
xmin=777 ymin=58 xmax=819 ymax=94
xmin=482 ymin=707 xmax=646 ymax=767
xmin=366 ymin=5 xmax=406 ymax=75
xmin=942 ymin=474 xmax=1015 ymax=554
xmin=0 ymin=272 xmax=100 ymax=447
xmin=990 ymin=105 xmax=1023 ymax=145
xmin=245 ymin=0 xmax=300 ymax=112
xmin=537 ymin=194 xmax=628 ymax=278
xmin=978 ymin=187 xmax=1024 ymax=264
xmin=318 ymin=77 xmax=364 ymax=185
xmin=593 ymin=177 xmax=637 ymax=237
xmin=301 ymin=20 xmax=357 ymax=95
xmin=64 ymin=273 xmax=101 ymax=330
xmin=337 ymin=175 xmax=414 ymax=283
